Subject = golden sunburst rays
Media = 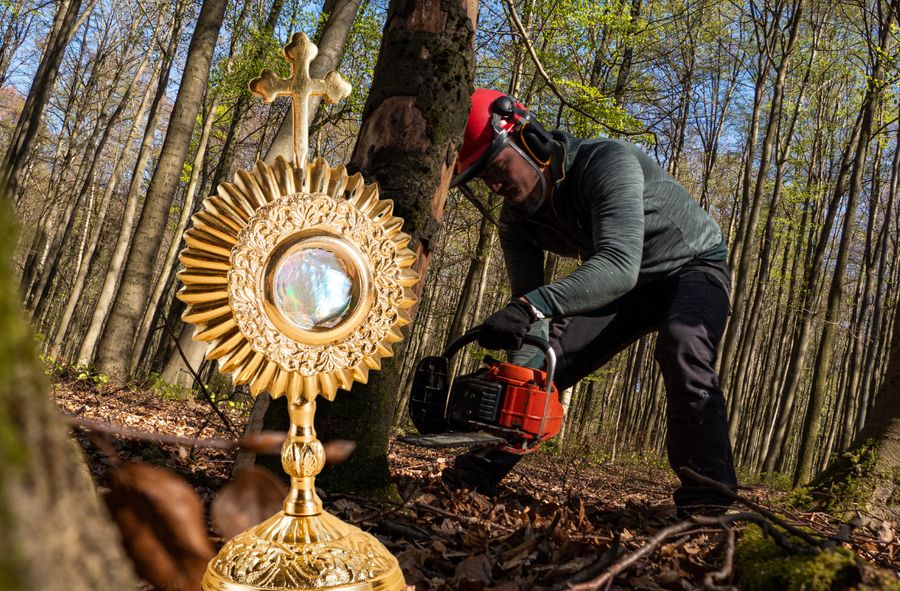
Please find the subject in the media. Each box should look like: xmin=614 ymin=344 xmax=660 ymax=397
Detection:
xmin=177 ymin=156 xmax=419 ymax=403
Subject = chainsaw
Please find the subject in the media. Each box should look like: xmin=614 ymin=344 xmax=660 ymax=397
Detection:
xmin=398 ymin=329 xmax=564 ymax=454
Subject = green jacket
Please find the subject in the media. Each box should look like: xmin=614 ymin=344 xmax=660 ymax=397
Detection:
xmin=500 ymin=131 xmax=727 ymax=319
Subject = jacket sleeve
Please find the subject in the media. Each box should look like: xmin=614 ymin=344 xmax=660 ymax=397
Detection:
xmin=525 ymin=142 xmax=645 ymax=317
xmin=499 ymin=206 xmax=545 ymax=298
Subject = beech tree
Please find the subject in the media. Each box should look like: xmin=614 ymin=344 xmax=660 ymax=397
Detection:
xmin=95 ymin=0 xmax=228 ymax=379
xmin=310 ymin=0 xmax=478 ymax=495
xmin=0 ymin=199 xmax=136 ymax=588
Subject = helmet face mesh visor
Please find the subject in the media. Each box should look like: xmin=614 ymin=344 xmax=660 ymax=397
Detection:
xmin=451 ymin=127 xmax=511 ymax=188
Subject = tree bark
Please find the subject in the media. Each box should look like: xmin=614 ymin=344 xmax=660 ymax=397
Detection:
xmin=95 ymin=0 xmax=227 ymax=379
xmin=312 ymin=0 xmax=477 ymax=496
xmin=0 ymin=192 xmax=137 ymax=589
xmin=794 ymin=2 xmax=892 ymax=485
xmin=264 ymin=0 xmax=364 ymax=162
xmin=76 ymin=11 xmax=183 ymax=366
xmin=0 ymin=0 xmax=90 ymax=204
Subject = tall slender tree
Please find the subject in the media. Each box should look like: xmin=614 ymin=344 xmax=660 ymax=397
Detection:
xmin=95 ymin=0 xmax=228 ymax=378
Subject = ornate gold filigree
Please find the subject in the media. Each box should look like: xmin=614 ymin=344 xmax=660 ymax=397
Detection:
xmin=178 ymin=31 xmax=413 ymax=591
xmin=177 ymin=157 xmax=417 ymax=402
xmin=203 ymin=511 xmax=404 ymax=591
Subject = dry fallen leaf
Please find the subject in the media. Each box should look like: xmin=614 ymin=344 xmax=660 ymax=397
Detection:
xmin=452 ymin=553 xmax=494 ymax=589
xmin=105 ymin=462 xmax=214 ymax=591
xmin=240 ymin=430 xmax=287 ymax=454
xmin=324 ymin=439 xmax=357 ymax=464
xmin=211 ymin=466 xmax=288 ymax=539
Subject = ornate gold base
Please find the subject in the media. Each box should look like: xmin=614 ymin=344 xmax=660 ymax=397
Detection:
xmin=201 ymin=510 xmax=405 ymax=591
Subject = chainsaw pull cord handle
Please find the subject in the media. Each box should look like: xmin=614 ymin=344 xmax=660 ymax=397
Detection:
xmin=444 ymin=329 xmax=558 ymax=447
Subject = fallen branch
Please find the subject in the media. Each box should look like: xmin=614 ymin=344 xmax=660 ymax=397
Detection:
xmin=566 ymin=512 xmax=817 ymax=591
xmin=679 ymin=467 xmax=824 ymax=548
xmin=702 ymin=527 xmax=736 ymax=591
xmin=65 ymin=413 xmax=286 ymax=453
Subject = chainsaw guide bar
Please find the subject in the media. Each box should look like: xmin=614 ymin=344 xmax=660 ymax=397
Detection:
xmin=397 ymin=433 xmax=507 ymax=448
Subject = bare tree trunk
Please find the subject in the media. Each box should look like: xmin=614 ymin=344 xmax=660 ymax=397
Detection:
xmin=0 ymin=0 xmax=91 ymax=204
xmin=130 ymin=88 xmax=222 ymax=375
xmin=444 ymin=196 xmax=498 ymax=347
xmin=722 ymin=0 xmax=803 ymax=427
xmin=811 ymin=264 xmax=900 ymax=517
xmin=76 ymin=12 xmax=183 ymax=366
xmin=313 ymin=0 xmax=477 ymax=496
xmin=49 ymin=57 xmax=163 ymax=357
xmin=857 ymin=115 xmax=899 ymax=433
xmin=762 ymin=109 xmax=863 ymax=474
xmin=96 ymin=0 xmax=227 ymax=380
xmin=264 ymin=0 xmax=364 ymax=162
xmin=30 ymin=54 xmax=150 ymax=324
xmin=207 ymin=0 xmax=285 ymax=192
xmin=0 ymin=195 xmax=137 ymax=589
xmin=795 ymin=8 xmax=891 ymax=483
xmin=611 ymin=0 xmax=641 ymax=106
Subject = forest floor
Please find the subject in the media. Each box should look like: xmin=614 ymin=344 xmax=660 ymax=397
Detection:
xmin=52 ymin=375 xmax=899 ymax=591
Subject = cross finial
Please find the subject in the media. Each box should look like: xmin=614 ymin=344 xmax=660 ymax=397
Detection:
xmin=250 ymin=32 xmax=352 ymax=165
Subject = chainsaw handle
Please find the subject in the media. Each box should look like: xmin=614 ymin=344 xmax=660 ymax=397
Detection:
xmin=442 ymin=328 xmax=552 ymax=360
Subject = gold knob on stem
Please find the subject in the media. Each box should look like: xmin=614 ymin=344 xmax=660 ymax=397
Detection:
xmin=282 ymin=399 xmax=325 ymax=516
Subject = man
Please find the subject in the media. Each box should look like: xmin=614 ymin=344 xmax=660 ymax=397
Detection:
xmin=445 ymin=88 xmax=737 ymax=517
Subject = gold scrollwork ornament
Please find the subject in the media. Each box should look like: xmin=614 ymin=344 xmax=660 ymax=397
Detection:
xmin=177 ymin=32 xmax=416 ymax=591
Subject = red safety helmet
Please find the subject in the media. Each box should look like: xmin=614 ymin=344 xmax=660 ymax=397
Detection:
xmin=451 ymin=89 xmax=554 ymax=189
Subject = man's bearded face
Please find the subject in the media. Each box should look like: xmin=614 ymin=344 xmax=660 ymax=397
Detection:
xmin=478 ymin=144 xmax=545 ymax=213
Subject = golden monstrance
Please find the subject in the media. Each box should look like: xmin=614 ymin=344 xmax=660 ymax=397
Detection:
xmin=177 ymin=32 xmax=416 ymax=591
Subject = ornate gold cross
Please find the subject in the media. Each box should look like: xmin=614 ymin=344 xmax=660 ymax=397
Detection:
xmin=250 ymin=32 xmax=351 ymax=165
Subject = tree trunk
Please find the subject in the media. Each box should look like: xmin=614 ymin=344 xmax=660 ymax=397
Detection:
xmin=130 ymin=89 xmax=221 ymax=375
xmin=95 ymin=0 xmax=227 ymax=379
xmin=809 ymin=268 xmax=900 ymax=517
xmin=264 ymin=0 xmax=364 ymax=162
xmin=794 ymin=4 xmax=891 ymax=485
xmin=76 ymin=12 xmax=183 ymax=366
xmin=0 ymin=194 xmax=137 ymax=589
xmin=312 ymin=0 xmax=477 ymax=496
xmin=49 ymin=56 xmax=163 ymax=358
xmin=207 ymin=0 xmax=286 ymax=192
xmin=0 ymin=0 xmax=89 ymax=204
xmin=444 ymin=196 xmax=498 ymax=347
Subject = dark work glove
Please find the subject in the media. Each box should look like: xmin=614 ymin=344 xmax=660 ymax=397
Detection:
xmin=478 ymin=300 xmax=537 ymax=351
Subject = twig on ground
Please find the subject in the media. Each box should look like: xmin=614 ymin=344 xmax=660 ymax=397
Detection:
xmin=703 ymin=527 xmax=736 ymax=591
xmin=417 ymin=502 xmax=516 ymax=534
xmin=65 ymin=414 xmax=285 ymax=454
xmin=679 ymin=467 xmax=824 ymax=547
xmin=160 ymin=317 xmax=238 ymax=436
xmin=566 ymin=512 xmax=816 ymax=591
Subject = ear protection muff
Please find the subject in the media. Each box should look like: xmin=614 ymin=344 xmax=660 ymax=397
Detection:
xmin=490 ymin=96 xmax=554 ymax=167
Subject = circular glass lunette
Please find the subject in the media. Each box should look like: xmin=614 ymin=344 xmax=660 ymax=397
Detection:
xmin=262 ymin=231 xmax=373 ymax=346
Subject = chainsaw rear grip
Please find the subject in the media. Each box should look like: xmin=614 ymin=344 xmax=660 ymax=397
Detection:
xmin=444 ymin=328 xmax=557 ymax=394
xmin=443 ymin=328 xmax=551 ymax=360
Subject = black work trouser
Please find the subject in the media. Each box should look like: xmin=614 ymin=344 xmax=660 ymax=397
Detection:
xmin=454 ymin=260 xmax=738 ymax=510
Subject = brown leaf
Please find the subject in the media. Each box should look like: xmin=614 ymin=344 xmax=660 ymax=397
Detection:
xmin=212 ymin=466 xmax=288 ymax=539
xmin=240 ymin=430 xmax=287 ymax=454
xmin=104 ymin=462 xmax=214 ymax=591
xmin=397 ymin=548 xmax=430 ymax=589
xmin=877 ymin=520 xmax=895 ymax=543
xmin=453 ymin=553 xmax=494 ymax=588
xmin=324 ymin=439 xmax=356 ymax=464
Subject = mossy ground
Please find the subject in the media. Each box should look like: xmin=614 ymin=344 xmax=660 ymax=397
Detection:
xmin=735 ymin=525 xmax=899 ymax=591
xmin=795 ymin=441 xmax=885 ymax=515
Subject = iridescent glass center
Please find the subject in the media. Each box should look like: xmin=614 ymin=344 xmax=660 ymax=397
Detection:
xmin=273 ymin=247 xmax=354 ymax=330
